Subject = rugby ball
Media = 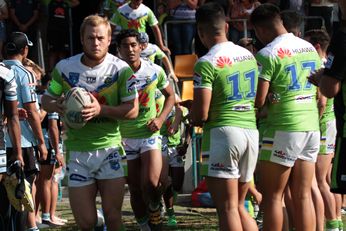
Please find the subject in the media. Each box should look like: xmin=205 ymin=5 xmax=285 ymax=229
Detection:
xmin=63 ymin=87 xmax=91 ymax=129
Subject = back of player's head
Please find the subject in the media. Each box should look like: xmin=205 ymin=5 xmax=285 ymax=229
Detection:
xmin=204 ymin=0 xmax=230 ymax=17
xmin=116 ymin=29 xmax=141 ymax=45
xmin=304 ymin=29 xmax=330 ymax=51
xmin=280 ymin=10 xmax=303 ymax=35
xmin=80 ymin=15 xmax=111 ymax=38
xmin=195 ymin=2 xmax=226 ymax=35
xmin=250 ymin=3 xmax=281 ymax=28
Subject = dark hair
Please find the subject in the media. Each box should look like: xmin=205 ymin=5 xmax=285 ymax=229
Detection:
xmin=250 ymin=3 xmax=281 ymax=27
xmin=196 ymin=2 xmax=225 ymax=32
xmin=304 ymin=29 xmax=330 ymax=51
xmin=280 ymin=10 xmax=303 ymax=33
xmin=116 ymin=29 xmax=141 ymax=46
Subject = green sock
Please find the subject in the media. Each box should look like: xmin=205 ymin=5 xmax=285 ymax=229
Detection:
xmin=339 ymin=218 xmax=344 ymax=231
xmin=326 ymin=219 xmax=339 ymax=230
xmin=119 ymin=223 xmax=126 ymax=231
xmin=166 ymin=207 xmax=175 ymax=217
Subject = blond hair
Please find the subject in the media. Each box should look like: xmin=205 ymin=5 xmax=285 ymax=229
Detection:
xmin=23 ymin=58 xmax=45 ymax=77
xmin=80 ymin=15 xmax=111 ymax=38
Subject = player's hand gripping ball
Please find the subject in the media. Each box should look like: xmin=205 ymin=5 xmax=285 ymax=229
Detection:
xmin=63 ymin=87 xmax=91 ymax=129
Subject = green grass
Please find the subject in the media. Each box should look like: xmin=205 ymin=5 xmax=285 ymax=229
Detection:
xmin=41 ymin=195 xmax=219 ymax=231
xmin=41 ymin=194 xmax=346 ymax=230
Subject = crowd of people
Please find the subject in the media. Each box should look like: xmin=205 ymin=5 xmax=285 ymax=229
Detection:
xmin=0 ymin=0 xmax=345 ymax=231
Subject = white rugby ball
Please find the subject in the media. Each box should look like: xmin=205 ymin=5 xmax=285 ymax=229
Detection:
xmin=63 ymin=87 xmax=91 ymax=129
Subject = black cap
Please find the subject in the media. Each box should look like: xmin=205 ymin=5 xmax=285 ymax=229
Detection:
xmin=5 ymin=32 xmax=33 ymax=54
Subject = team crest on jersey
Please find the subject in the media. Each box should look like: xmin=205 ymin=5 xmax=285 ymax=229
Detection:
xmin=215 ymin=56 xmax=232 ymax=68
xmin=277 ymin=48 xmax=292 ymax=59
xmin=193 ymin=73 xmax=202 ymax=86
xmin=325 ymin=53 xmax=334 ymax=69
xmin=69 ymin=72 xmax=80 ymax=85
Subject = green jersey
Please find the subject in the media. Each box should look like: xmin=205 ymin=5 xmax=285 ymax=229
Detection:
xmin=120 ymin=59 xmax=169 ymax=138
xmin=110 ymin=3 xmax=158 ymax=32
xmin=194 ymin=41 xmax=258 ymax=131
xmin=155 ymin=90 xmax=185 ymax=147
xmin=46 ymin=53 xmax=137 ymax=151
xmin=256 ymin=33 xmax=321 ymax=131
xmin=141 ymin=43 xmax=165 ymax=63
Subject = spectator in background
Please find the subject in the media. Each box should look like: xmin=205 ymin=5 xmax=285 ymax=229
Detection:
xmin=8 ymin=0 xmax=40 ymax=63
xmin=307 ymin=0 xmax=334 ymax=35
xmin=0 ymin=0 xmax=8 ymax=60
xmin=229 ymin=0 xmax=261 ymax=43
xmin=167 ymin=0 xmax=198 ymax=56
xmin=70 ymin=0 xmax=103 ymax=55
xmin=47 ymin=0 xmax=72 ymax=73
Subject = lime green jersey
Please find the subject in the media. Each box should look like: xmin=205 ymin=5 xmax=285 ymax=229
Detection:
xmin=194 ymin=41 xmax=258 ymax=131
xmin=256 ymin=33 xmax=321 ymax=131
xmin=46 ymin=53 xmax=137 ymax=151
xmin=119 ymin=59 xmax=169 ymax=138
xmin=110 ymin=3 xmax=158 ymax=32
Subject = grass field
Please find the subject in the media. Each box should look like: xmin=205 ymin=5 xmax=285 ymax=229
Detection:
xmin=41 ymin=194 xmax=219 ymax=231
xmin=40 ymin=191 xmax=346 ymax=231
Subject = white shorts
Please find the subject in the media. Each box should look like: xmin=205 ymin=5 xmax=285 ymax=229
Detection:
xmin=161 ymin=136 xmax=184 ymax=167
xmin=67 ymin=147 xmax=124 ymax=187
xmin=319 ymin=119 xmax=336 ymax=154
xmin=123 ymin=136 xmax=162 ymax=161
xmin=203 ymin=126 xmax=259 ymax=182
xmin=260 ymin=130 xmax=320 ymax=167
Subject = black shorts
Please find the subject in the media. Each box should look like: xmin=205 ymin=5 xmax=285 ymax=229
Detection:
xmin=38 ymin=147 xmax=56 ymax=166
xmin=331 ymin=137 xmax=346 ymax=193
xmin=47 ymin=29 xmax=70 ymax=52
xmin=6 ymin=147 xmax=39 ymax=177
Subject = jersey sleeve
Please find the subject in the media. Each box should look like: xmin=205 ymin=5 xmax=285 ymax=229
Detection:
xmin=323 ymin=30 xmax=346 ymax=81
xmin=193 ymin=60 xmax=214 ymax=90
xmin=148 ymin=8 xmax=158 ymax=26
xmin=46 ymin=66 xmax=63 ymax=98
xmin=154 ymin=45 xmax=165 ymax=60
xmin=20 ymin=71 xmax=37 ymax=104
xmin=119 ymin=66 xmax=138 ymax=102
xmin=157 ymin=67 xmax=169 ymax=90
xmin=110 ymin=10 xmax=120 ymax=26
xmin=255 ymin=52 xmax=275 ymax=82
xmin=0 ymin=66 xmax=17 ymax=101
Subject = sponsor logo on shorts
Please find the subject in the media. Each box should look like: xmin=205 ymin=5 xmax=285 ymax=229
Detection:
xmin=148 ymin=138 xmax=156 ymax=145
xmin=273 ymin=150 xmax=295 ymax=162
xmin=109 ymin=159 xmax=120 ymax=171
xmin=295 ymin=95 xmax=313 ymax=104
xmin=327 ymin=144 xmax=335 ymax=149
xmin=210 ymin=163 xmax=232 ymax=172
xmin=70 ymin=173 xmax=88 ymax=182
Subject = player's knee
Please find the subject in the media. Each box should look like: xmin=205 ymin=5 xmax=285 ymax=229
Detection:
xmin=77 ymin=216 xmax=97 ymax=230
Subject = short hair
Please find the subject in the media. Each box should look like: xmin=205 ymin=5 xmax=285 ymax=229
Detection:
xmin=250 ymin=3 xmax=281 ymax=27
xmin=116 ymin=29 xmax=141 ymax=46
xmin=304 ymin=29 xmax=330 ymax=51
xmin=204 ymin=0 xmax=230 ymax=16
xmin=23 ymin=58 xmax=45 ymax=76
xmin=195 ymin=2 xmax=226 ymax=34
xmin=80 ymin=15 xmax=111 ymax=38
xmin=280 ymin=10 xmax=303 ymax=33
